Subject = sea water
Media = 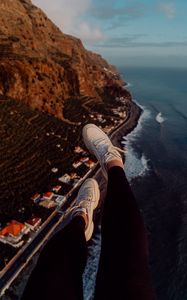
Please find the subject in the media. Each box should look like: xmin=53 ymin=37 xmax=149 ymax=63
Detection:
xmin=84 ymin=66 xmax=187 ymax=300
xmin=121 ymin=66 xmax=187 ymax=300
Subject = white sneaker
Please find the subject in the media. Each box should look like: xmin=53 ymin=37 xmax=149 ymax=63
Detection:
xmin=82 ymin=124 xmax=126 ymax=179
xmin=70 ymin=178 xmax=100 ymax=241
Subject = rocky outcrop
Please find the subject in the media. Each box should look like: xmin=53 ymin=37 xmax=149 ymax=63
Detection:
xmin=0 ymin=0 xmax=128 ymax=119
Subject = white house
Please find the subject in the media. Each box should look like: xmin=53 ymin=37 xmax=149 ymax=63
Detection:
xmin=0 ymin=220 xmax=30 ymax=248
xmin=73 ymin=161 xmax=82 ymax=169
xmin=25 ymin=217 xmax=41 ymax=231
xmin=59 ymin=174 xmax=71 ymax=184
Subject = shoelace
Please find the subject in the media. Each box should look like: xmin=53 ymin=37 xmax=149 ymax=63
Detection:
xmin=93 ymin=137 xmax=127 ymax=152
xmin=104 ymin=145 xmax=126 ymax=162
xmin=109 ymin=145 xmax=127 ymax=155
xmin=78 ymin=197 xmax=93 ymax=207
xmin=69 ymin=196 xmax=92 ymax=214
xmin=93 ymin=137 xmax=127 ymax=159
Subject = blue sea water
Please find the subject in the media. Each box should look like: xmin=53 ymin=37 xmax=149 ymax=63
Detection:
xmin=121 ymin=66 xmax=187 ymax=300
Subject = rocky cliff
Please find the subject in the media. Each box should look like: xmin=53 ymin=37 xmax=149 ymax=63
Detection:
xmin=0 ymin=0 xmax=128 ymax=119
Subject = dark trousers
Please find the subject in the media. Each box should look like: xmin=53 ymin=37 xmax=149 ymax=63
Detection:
xmin=22 ymin=167 xmax=156 ymax=300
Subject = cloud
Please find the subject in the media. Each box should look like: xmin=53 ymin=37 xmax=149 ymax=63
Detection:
xmin=99 ymin=35 xmax=146 ymax=48
xmin=32 ymin=0 xmax=105 ymax=44
xmin=159 ymin=2 xmax=176 ymax=19
xmin=94 ymin=35 xmax=187 ymax=48
xmin=91 ymin=4 xmax=145 ymax=20
xmin=78 ymin=22 xmax=106 ymax=44
xmin=89 ymin=2 xmax=146 ymax=29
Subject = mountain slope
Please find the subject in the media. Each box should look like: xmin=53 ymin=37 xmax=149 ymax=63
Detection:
xmin=0 ymin=0 xmax=128 ymax=119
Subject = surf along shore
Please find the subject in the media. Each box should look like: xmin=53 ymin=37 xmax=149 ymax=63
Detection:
xmin=93 ymin=98 xmax=142 ymax=207
xmin=110 ymin=100 xmax=141 ymax=147
xmin=0 ymin=87 xmax=142 ymax=298
xmin=82 ymin=98 xmax=142 ymax=300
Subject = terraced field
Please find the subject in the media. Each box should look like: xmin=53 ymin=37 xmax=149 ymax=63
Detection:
xmin=0 ymin=94 xmax=126 ymax=224
xmin=0 ymin=97 xmax=85 ymax=226
xmin=0 ymin=95 xmax=127 ymax=270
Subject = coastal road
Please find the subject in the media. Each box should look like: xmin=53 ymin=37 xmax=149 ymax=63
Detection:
xmin=0 ymin=213 xmax=60 ymax=292
xmin=0 ymin=100 xmax=140 ymax=296
xmin=0 ymin=164 xmax=100 ymax=296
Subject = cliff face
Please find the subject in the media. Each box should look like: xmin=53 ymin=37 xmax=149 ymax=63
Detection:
xmin=0 ymin=0 xmax=125 ymax=119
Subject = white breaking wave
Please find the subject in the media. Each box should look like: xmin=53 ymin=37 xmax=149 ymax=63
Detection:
xmin=124 ymin=150 xmax=150 ymax=180
xmin=140 ymin=154 xmax=150 ymax=176
xmin=122 ymin=101 xmax=151 ymax=180
xmin=156 ymin=112 xmax=165 ymax=124
xmin=125 ymin=100 xmax=151 ymax=140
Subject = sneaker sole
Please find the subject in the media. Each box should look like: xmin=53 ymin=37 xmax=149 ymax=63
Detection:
xmin=87 ymin=178 xmax=100 ymax=209
xmin=85 ymin=178 xmax=100 ymax=241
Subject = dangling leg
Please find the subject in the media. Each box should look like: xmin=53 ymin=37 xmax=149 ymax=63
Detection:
xmin=22 ymin=178 xmax=100 ymax=300
xmin=82 ymin=124 xmax=156 ymax=300
xmin=95 ymin=165 xmax=155 ymax=299
xmin=21 ymin=216 xmax=87 ymax=300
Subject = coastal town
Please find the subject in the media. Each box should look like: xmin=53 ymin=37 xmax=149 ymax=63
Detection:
xmin=0 ymin=145 xmax=96 ymax=250
xmin=0 ymin=93 xmax=130 ymax=273
xmin=0 ymin=0 xmax=139 ymax=296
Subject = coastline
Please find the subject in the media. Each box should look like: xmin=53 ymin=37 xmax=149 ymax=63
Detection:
xmin=83 ymin=98 xmax=142 ymax=299
xmin=110 ymin=100 xmax=142 ymax=148
xmin=0 ymin=97 xmax=142 ymax=298
xmin=93 ymin=98 xmax=142 ymax=210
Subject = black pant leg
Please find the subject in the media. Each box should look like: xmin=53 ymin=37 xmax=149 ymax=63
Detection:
xmin=21 ymin=216 xmax=87 ymax=300
xmin=94 ymin=166 xmax=156 ymax=300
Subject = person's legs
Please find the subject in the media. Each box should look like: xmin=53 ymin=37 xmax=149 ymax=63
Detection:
xmin=94 ymin=166 xmax=155 ymax=300
xmin=82 ymin=124 xmax=156 ymax=300
xmin=21 ymin=178 xmax=100 ymax=300
xmin=21 ymin=216 xmax=87 ymax=300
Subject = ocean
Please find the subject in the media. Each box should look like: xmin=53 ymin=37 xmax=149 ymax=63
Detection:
xmin=121 ymin=66 xmax=187 ymax=300
xmin=84 ymin=66 xmax=187 ymax=300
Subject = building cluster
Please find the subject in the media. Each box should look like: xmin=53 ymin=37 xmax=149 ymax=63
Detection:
xmin=115 ymin=96 xmax=127 ymax=104
xmin=112 ymin=108 xmax=127 ymax=119
xmin=102 ymin=126 xmax=114 ymax=134
xmin=0 ymin=218 xmax=41 ymax=248
xmin=0 ymin=187 xmax=66 ymax=249
xmin=103 ymin=67 xmax=119 ymax=80
xmin=72 ymin=158 xmax=95 ymax=170
xmin=0 ymin=187 xmax=67 ymax=249
xmin=31 ymin=190 xmax=66 ymax=209
xmin=57 ymin=148 xmax=95 ymax=189
xmin=73 ymin=146 xmax=95 ymax=169
xmin=96 ymin=114 xmax=106 ymax=124
xmin=0 ymin=145 xmax=96 ymax=252
xmin=58 ymin=173 xmax=80 ymax=186
xmin=31 ymin=146 xmax=95 ymax=212
xmin=89 ymin=113 xmax=106 ymax=124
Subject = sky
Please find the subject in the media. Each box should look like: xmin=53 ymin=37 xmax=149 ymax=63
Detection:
xmin=33 ymin=0 xmax=187 ymax=68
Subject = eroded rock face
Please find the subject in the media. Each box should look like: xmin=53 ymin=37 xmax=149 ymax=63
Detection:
xmin=0 ymin=0 xmax=127 ymax=119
